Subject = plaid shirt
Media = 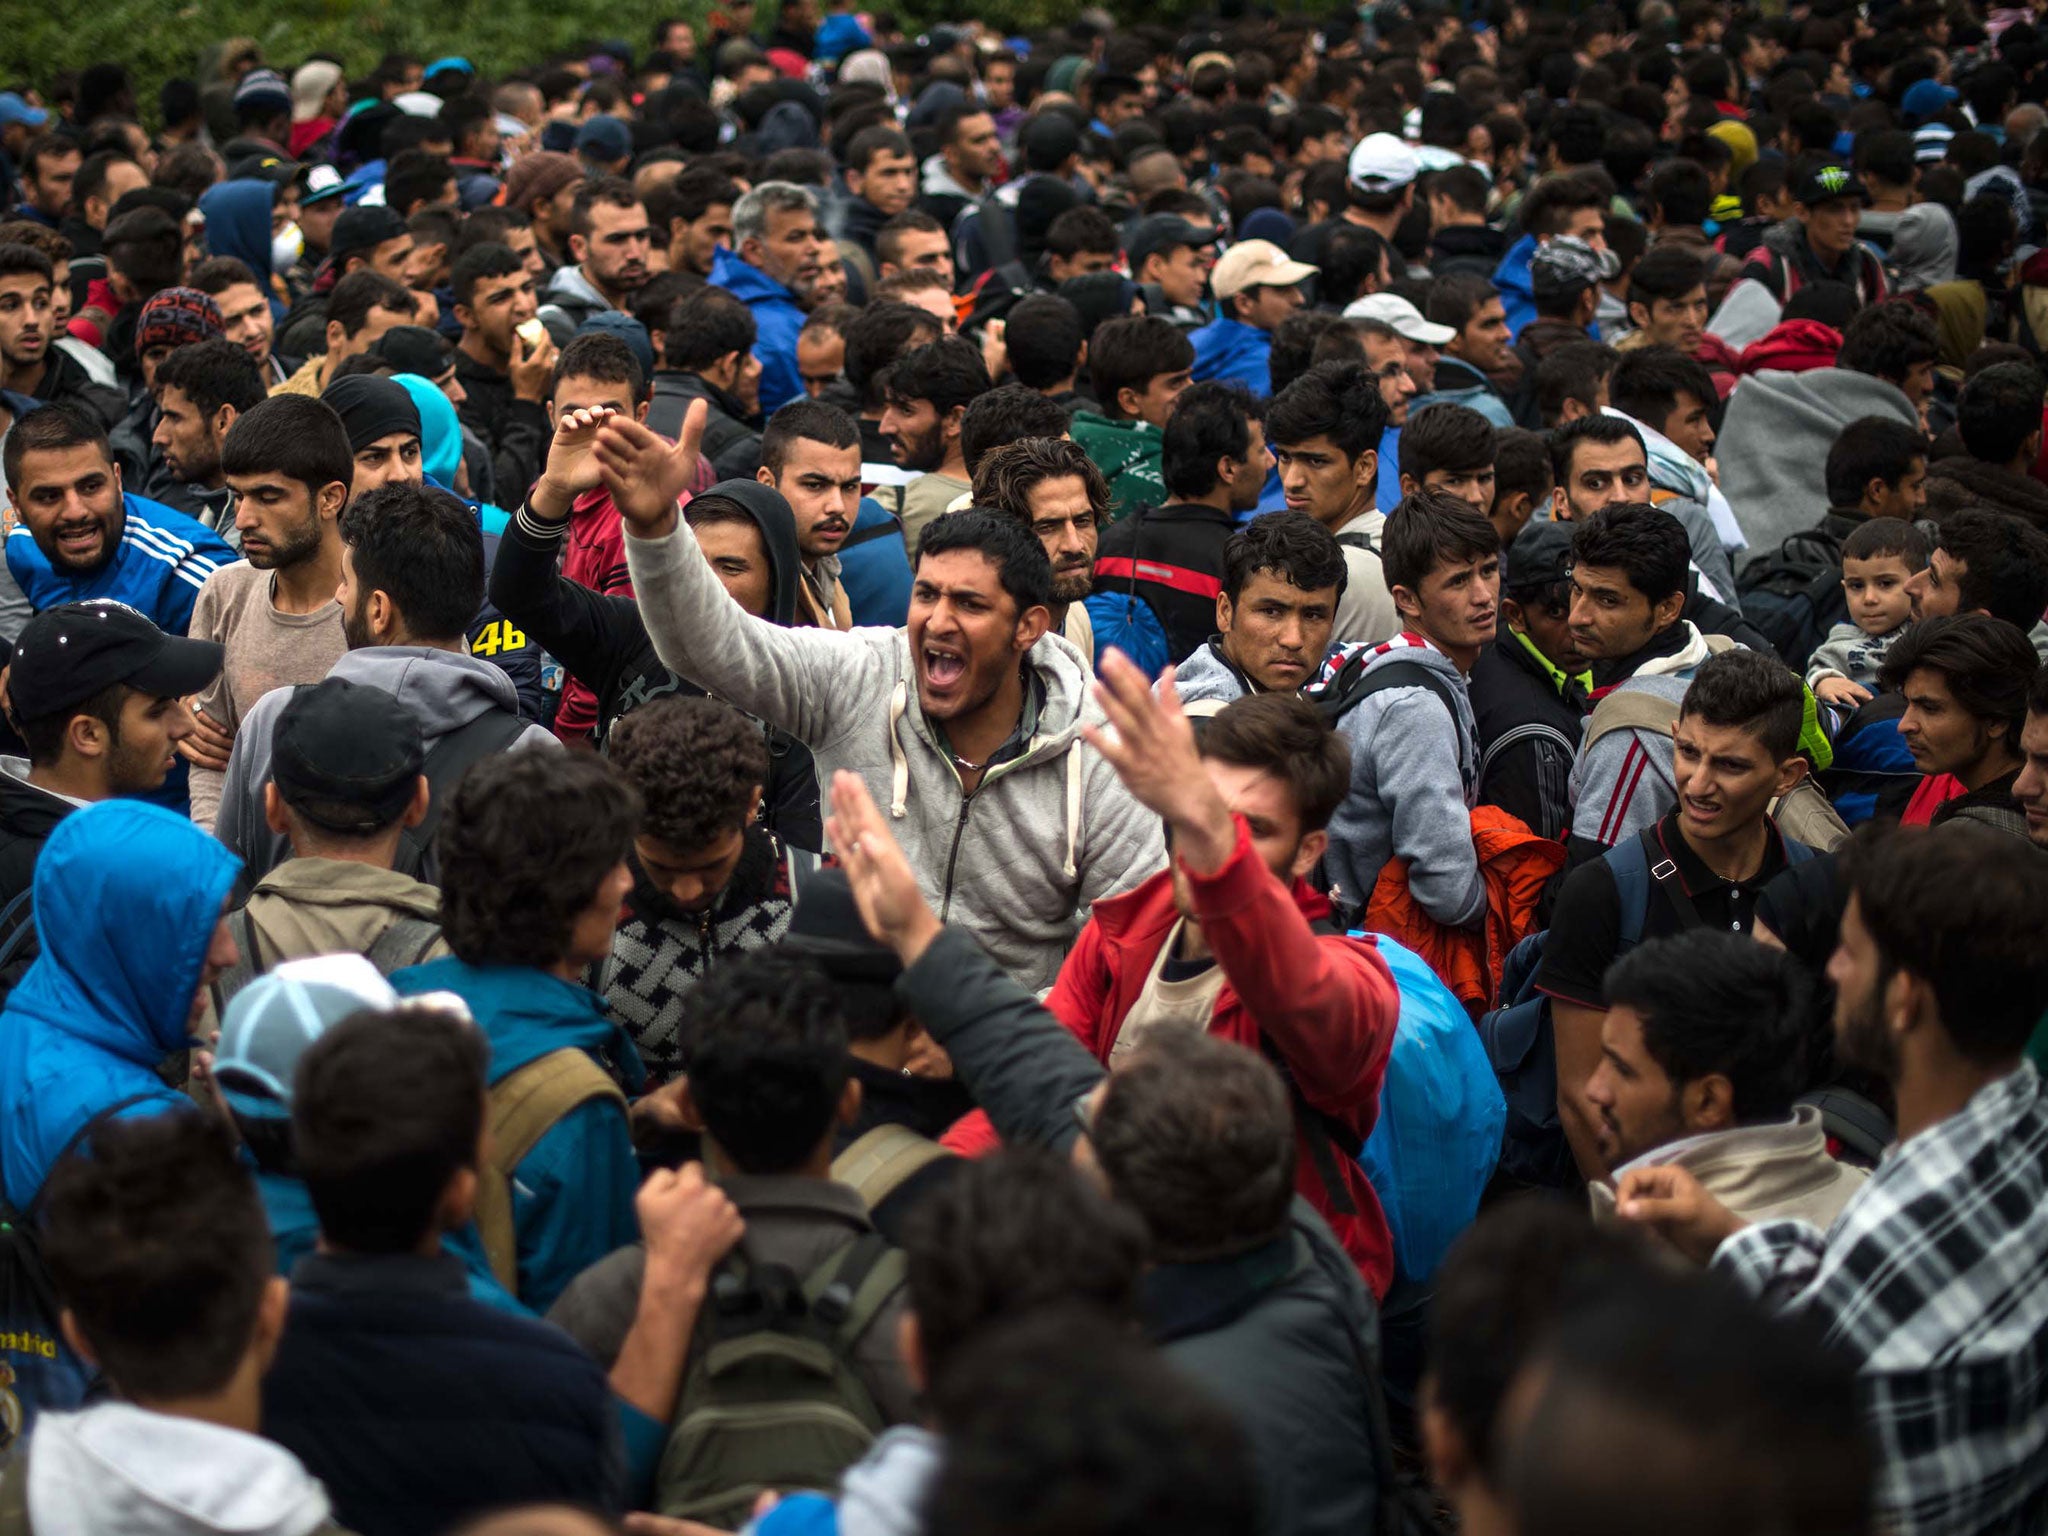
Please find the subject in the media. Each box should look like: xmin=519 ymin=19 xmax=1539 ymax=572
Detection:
xmin=1717 ymin=1063 xmax=2048 ymax=1536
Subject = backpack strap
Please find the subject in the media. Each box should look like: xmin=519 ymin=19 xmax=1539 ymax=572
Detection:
xmin=1604 ymin=830 xmax=1654 ymax=950
xmin=1259 ymin=1032 xmax=1363 ymax=1215
xmin=0 ymin=887 xmax=34 ymax=965
xmin=802 ymin=1231 xmax=908 ymax=1346
xmin=24 ymin=1093 xmax=171 ymax=1222
xmin=831 ymin=1124 xmax=954 ymax=1212
xmin=363 ymin=915 xmax=445 ymax=975
xmin=1313 ymin=656 xmax=1461 ymax=730
xmin=1582 ymin=689 xmax=1680 ymax=752
xmin=0 ymin=1445 xmax=29 ymax=1536
xmin=474 ymin=1050 xmax=627 ymax=1291
xmin=406 ymin=709 xmax=532 ymax=873
xmin=1335 ymin=529 xmax=1381 ymax=555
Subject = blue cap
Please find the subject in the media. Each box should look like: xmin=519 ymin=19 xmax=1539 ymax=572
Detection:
xmin=577 ymin=310 xmax=655 ymax=379
xmin=425 ymin=56 xmax=476 ymax=81
xmin=1901 ymin=78 xmax=1959 ymax=121
xmin=575 ymin=115 xmax=633 ymax=163
xmin=0 ymin=92 xmax=47 ymax=130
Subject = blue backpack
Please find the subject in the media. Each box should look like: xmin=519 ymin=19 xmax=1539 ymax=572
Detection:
xmin=1083 ymin=589 xmax=1173 ymax=677
xmin=1478 ymin=829 xmax=1816 ymax=1188
xmin=1354 ymin=936 xmax=1505 ymax=1285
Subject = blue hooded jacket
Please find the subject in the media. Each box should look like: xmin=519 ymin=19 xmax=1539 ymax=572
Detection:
xmin=199 ymin=179 xmax=285 ymax=320
xmin=6 ymin=491 xmax=238 ymax=638
xmin=390 ymin=957 xmax=643 ymax=1312
xmin=0 ymin=802 xmax=240 ymax=1210
xmin=1188 ymin=316 xmax=1273 ymax=395
xmin=394 ymin=373 xmax=510 ymax=535
xmin=711 ymin=243 xmax=808 ymax=417
xmin=1493 ymin=232 xmax=1538 ymax=341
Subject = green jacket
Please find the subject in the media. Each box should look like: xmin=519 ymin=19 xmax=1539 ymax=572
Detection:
xmin=1069 ymin=410 xmax=1166 ymax=522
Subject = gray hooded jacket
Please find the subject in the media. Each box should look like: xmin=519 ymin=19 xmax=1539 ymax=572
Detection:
xmin=215 ymin=644 xmax=559 ymax=884
xmin=1717 ymin=370 xmax=1921 ymax=556
xmin=626 ymin=489 xmax=1165 ymax=991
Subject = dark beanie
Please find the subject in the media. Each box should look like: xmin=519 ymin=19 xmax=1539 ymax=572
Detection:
xmin=321 ymin=374 xmax=421 ymax=452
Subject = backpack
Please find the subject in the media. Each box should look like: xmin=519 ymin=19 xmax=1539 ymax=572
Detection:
xmin=0 ymin=888 xmax=38 ymax=1012
xmin=830 ymin=1124 xmax=953 ymax=1213
xmin=1478 ymin=828 xmax=1818 ymax=1187
xmin=210 ymin=908 xmax=444 ymax=1017
xmin=472 ymin=1050 xmax=628 ymax=1293
xmin=391 ymin=707 xmax=532 ymax=883
xmin=653 ymin=1233 xmax=907 ymax=1528
xmin=1736 ymin=535 xmax=1843 ymax=670
xmin=1083 ymin=590 xmax=1173 ymax=676
xmin=1309 ymin=652 xmax=1463 ymax=731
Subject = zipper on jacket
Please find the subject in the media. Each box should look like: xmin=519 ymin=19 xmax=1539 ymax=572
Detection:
xmin=939 ymin=794 xmax=974 ymax=920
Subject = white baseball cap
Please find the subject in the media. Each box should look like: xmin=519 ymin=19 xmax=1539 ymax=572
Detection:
xmin=1211 ymin=239 xmax=1319 ymax=300
xmin=1348 ymin=132 xmax=1420 ymax=195
xmin=1343 ymin=292 xmax=1456 ymax=346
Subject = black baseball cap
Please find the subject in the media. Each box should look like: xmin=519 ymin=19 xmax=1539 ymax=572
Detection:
xmin=329 ymin=204 xmax=409 ymax=264
xmin=780 ymin=867 xmax=900 ymax=982
xmin=9 ymin=601 xmax=223 ymax=723
xmin=271 ymin=677 xmax=426 ymax=833
xmin=1792 ymin=161 xmax=1868 ymax=207
xmin=1124 ymin=213 xmax=1212 ymax=273
xmin=1504 ymin=519 xmax=1575 ymax=595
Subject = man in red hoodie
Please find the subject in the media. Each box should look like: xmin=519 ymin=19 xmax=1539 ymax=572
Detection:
xmin=951 ymin=651 xmax=1403 ymax=1293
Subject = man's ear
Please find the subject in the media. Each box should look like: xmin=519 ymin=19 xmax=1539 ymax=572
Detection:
xmin=1289 ymin=828 xmax=1328 ymax=882
xmin=1214 ymin=589 xmax=1236 ymax=635
xmin=1627 ymin=299 xmax=1648 ymax=332
xmin=440 ymin=1165 xmax=480 ymax=1229
xmin=250 ymin=1274 xmax=291 ymax=1372
xmin=637 ymin=398 xmax=651 ymax=423
xmin=325 ymin=318 xmax=346 ymax=356
xmin=1391 ymin=581 xmax=1422 ymax=626
xmin=1419 ymin=1380 xmax=1472 ymax=1492
xmin=1013 ymin=603 xmax=1053 ymax=651
xmin=1550 ymin=484 xmax=1574 ymax=519
xmin=400 ymin=773 xmax=431 ymax=829
xmin=1117 ymin=384 xmax=1144 ymax=419
xmin=68 ymin=711 xmax=111 ymax=762
xmin=568 ymin=232 xmax=590 ymax=265
xmin=263 ymin=781 xmax=290 ymax=836
xmin=755 ymin=463 xmax=774 ymax=487
xmin=453 ymin=301 xmax=476 ymax=334
xmin=837 ymin=1076 xmax=863 ymax=1129
xmin=1353 ymin=447 xmax=1378 ymax=491
xmin=1774 ymin=751 xmax=1810 ymax=798
xmin=59 ymin=1309 xmax=97 ymax=1370
xmin=1684 ymin=1072 xmax=1736 ymax=1132
xmin=212 ymin=402 xmax=239 ymax=443
xmin=1651 ymin=588 xmax=1687 ymax=631
xmin=941 ymin=403 xmax=967 ymax=446
xmin=673 ymin=1075 xmax=708 ymax=1133
xmin=1399 ymin=471 xmax=1420 ymax=499
xmin=897 ymin=1310 xmax=926 ymax=1394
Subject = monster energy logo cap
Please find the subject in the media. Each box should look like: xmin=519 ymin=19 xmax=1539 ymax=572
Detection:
xmin=1793 ymin=161 xmax=1869 ymax=206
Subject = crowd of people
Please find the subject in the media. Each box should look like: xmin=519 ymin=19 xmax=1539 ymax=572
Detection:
xmin=1 ymin=0 xmax=2048 ymax=1532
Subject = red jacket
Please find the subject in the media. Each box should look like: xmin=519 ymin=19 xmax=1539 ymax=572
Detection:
xmin=1735 ymin=319 xmax=1844 ymax=377
xmin=944 ymin=818 xmax=1402 ymax=1295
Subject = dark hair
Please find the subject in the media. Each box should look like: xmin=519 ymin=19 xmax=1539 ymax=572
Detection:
xmin=1430 ymin=163 xmax=1492 ymax=217
xmin=569 ymin=175 xmax=644 ymax=238
xmin=3 ymin=402 xmax=111 ymax=494
xmin=449 ymin=241 xmax=527 ymax=309
xmin=1956 ymin=360 xmax=2047 ymax=465
xmin=101 ymin=206 xmax=183 ymax=295
xmin=1626 ymin=243 xmax=1707 ymax=310
xmin=1266 ymin=360 xmax=1389 ymax=461
xmin=340 ymin=482 xmax=484 ymax=642
xmin=1570 ymin=501 xmax=1689 ymax=606
xmin=1836 ymin=301 xmax=1940 ymax=385
xmin=1400 ymin=402 xmax=1496 ymax=483
xmin=646 ymin=165 xmax=742 ymax=230
xmin=885 ymin=335 xmax=990 ymax=416
xmin=1855 ymin=127 xmax=1917 ymax=189
xmin=1004 ymin=295 xmax=1087 ymax=391
xmin=1879 ymin=613 xmax=2039 ymax=748
xmin=1424 ymin=271 xmax=1502 ymax=336
xmin=973 ymin=437 xmax=1109 ymax=527
xmin=609 ymin=695 xmax=766 ymax=853
xmin=0 ymin=241 xmax=54 ymax=288
xmin=1493 ymin=426 xmax=1554 ymax=516
xmin=153 ymin=336 xmax=266 ymax=417
xmin=1840 ymin=821 xmax=2048 ymax=1064
xmin=875 ymin=209 xmax=946 ymax=271
xmin=1608 ymin=347 xmax=1717 ymax=437
xmin=1840 ymin=516 xmax=1929 ymax=569
xmin=18 ymin=680 xmax=127 ymax=768
xmin=681 ymin=952 xmax=849 ymax=1173
xmin=384 ymin=151 xmax=453 ymax=216
xmin=1222 ymin=510 xmax=1346 ymax=601
xmin=437 ymin=750 xmax=639 ymax=970
xmin=903 ymin=1150 xmax=1147 ymax=1394
xmin=842 ymin=300 xmax=940 ymax=410
xmin=73 ymin=150 xmax=139 ymax=214
xmin=1319 ymin=223 xmax=1392 ymax=310
xmin=329 ymin=269 xmax=414 ymax=338
xmin=1383 ymin=489 xmax=1500 ymax=598
xmin=1522 ymin=170 xmax=1607 ymax=235
xmin=1044 ymin=207 xmax=1120 ymax=262
xmin=1547 ymin=412 xmax=1646 ymax=488
xmin=1200 ymin=692 xmax=1351 ymax=833
xmin=1090 ymin=1029 xmax=1295 ymax=1261
xmin=761 ymin=397 xmax=860 ymax=476
xmin=915 ymin=507 xmax=1054 ymax=613
xmin=186 ymin=255 xmax=260 ymax=297
xmin=295 ymin=1007 xmax=490 ymax=1253
xmin=1088 ymin=316 xmax=1194 ymax=420
xmin=1535 ymin=340 xmax=1619 ymax=428
xmin=844 ymin=123 xmax=913 ymax=175
xmin=1679 ymin=648 xmax=1807 ymax=760
xmin=922 ymin=1309 xmax=1258 ymax=1536
xmin=41 ymin=1111 xmax=272 ymax=1401
xmin=1268 ymin=312 xmax=1349 ymax=397
xmin=1607 ymin=929 xmax=1811 ymax=1120
xmin=1823 ymin=417 xmax=1926 ymax=508
xmin=664 ymin=286 xmax=757 ymax=374
xmin=959 ymin=385 xmax=1071 ymax=476
xmin=220 ymin=393 xmax=354 ymax=500
xmin=1163 ymin=381 xmax=1260 ymax=500
xmin=1644 ymin=161 xmax=1714 ymax=228
xmin=1932 ymin=509 xmax=2048 ymax=630
xmin=553 ymin=331 xmax=647 ymax=405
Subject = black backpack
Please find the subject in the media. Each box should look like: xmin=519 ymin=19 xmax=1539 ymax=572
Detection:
xmin=391 ymin=707 xmax=532 ymax=883
xmin=1736 ymin=532 xmax=1844 ymax=672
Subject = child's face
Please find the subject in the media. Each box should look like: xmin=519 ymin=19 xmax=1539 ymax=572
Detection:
xmin=1842 ymin=554 xmax=1916 ymax=636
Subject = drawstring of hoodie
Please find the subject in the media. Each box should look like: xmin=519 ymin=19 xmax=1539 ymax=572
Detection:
xmin=888 ymin=679 xmax=910 ymax=819
xmin=1063 ymin=741 xmax=1082 ymax=881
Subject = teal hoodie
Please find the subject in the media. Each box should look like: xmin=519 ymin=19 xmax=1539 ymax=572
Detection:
xmin=391 ymin=957 xmax=643 ymax=1311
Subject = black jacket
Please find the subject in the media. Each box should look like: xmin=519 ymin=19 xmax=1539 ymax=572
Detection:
xmin=455 ymin=348 xmax=553 ymax=509
xmin=488 ymin=495 xmax=823 ymax=850
xmin=1469 ymin=630 xmax=1586 ymax=841
xmin=262 ymin=1251 xmax=622 ymax=1536
xmin=898 ymin=924 xmax=1385 ymax=1536
xmin=1429 ymin=222 xmax=1510 ymax=279
xmin=647 ymin=371 xmax=763 ymax=481
xmin=28 ymin=343 xmax=123 ymax=429
xmin=0 ymin=765 xmax=72 ymax=968
xmin=1091 ymin=501 xmax=1236 ymax=666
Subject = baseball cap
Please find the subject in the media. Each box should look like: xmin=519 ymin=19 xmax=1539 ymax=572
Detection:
xmin=1901 ymin=78 xmax=1960 ymax=121
xmin=1792 ymin=160 xmax=1868 ymax=207
xmin=1503 ymin=519 xmax=1574 ymax=595
xmin=1124 ymin=213 xmax=1211 ymax=273
xmin=780 ymin=867 xmax=900 ymax=982
xmin=577 ymin=311 xmax=656 ymax=378
xmin=214 ymin=954 xmax=402 ymax=1120
xmin=232 ymin=67 xmax=293 ymax=120
xmin=1342 ymin=291 xmax=1457 ymax=346
xmin=329 ymin=203 xmax=408 ymax=264
xmin=370 ymin=324 xmax=454 ymax=379
xmin=391 ymin=90 xmax=445 ymax=120
xmin=576 ymin=116 xmax=633 ymax=164
xmin=8 ymin=601 xmax=223 ymax=724
xmin=301 ymin=163 xmax=349 ymax=208
xmin=0 ymin=93 xmax=50 ymax=130
xmin=1210 ymin=239 xmax=1318 ymax=300
xmin=1348 ymin=132 xmax=1420 ymax=195
xmin=271 ymin=676 xmax=428 ymax=834
xmin=1530 ymin=235 xmax=1622 ymax=303
xmin=1019 ymin=113 xmax=1083 ymax=174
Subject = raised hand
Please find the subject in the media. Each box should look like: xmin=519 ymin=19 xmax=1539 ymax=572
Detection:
xmin=825 ymin=769 xmax=942 ymax=966
xmin=1082 ymin=648 xmax=1234 ymax=872
xmin=1614 ymin=1164 xmax=1747 ymax=1265
xmin=593 ymin=400 xmax=708 ymax=538
xmin=636 ymin=1161 xmax=745 ymax=1284
xmin=530 ymin=405 xmax=616 ymax=519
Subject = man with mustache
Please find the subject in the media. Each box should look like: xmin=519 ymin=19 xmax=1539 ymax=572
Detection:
xmin=535 ymin=177 xmax=653 ymax=339
xmin=758 ymin=399 xmax=862 ymax=630
xmin=972 ymin=435 xmax=1105 ymax=668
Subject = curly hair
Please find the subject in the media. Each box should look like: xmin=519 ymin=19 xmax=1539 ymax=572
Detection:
xmin=608 ymin=696 xmax=768 ymax=853
xmin=436 ymin=750 xmax=641 ymax=969
xmin=971 ymin=436 xmax=1109 ymax=528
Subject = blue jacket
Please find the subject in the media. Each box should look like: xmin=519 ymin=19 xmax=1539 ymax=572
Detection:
xmin=839 ymin=495 xmax=913 ymax=626
xmin=1376 ymin=424 xmax=1402 ymax=514
xmin=1189 ymin=316 xmax=1273 ymax=395
xmin=199 ymin=179 xmax=285 ymax=320
xmin=1493 ymin=233 xmax=1538 ymax=341
xmin=1411 ymin=358 xmax=1516 ymax=430
xmin=390 ymin=957 xmax=643 ymax=1312
xmin=712 ymin=244 xmax=808 ymax=417
xmin=0 ymin=801 xmax=240 ymax=1209
xmin=6 ymin=491 xmax=237 ymax=638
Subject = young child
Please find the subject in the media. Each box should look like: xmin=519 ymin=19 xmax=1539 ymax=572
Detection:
xmin=1807 ymin=517 xmax=1929 ymax=707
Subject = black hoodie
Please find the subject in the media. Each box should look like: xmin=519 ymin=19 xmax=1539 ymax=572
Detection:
xmin=489 ymin=479 xmax=823 ymax=850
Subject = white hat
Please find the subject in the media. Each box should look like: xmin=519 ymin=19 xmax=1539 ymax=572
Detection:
xmin=1348 ymin=132 xmax=1420 ymax=195
xmin=1211 ymin=239 xmax=1318 ymax=300
xmin=392 ymin=90 xmax=445 ymax=119
xmin=1342 ymin=292 xmax=1456 ymax=346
